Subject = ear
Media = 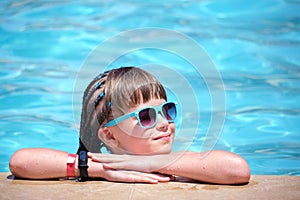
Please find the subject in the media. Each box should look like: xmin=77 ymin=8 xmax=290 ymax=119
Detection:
xmin=98 ymin=127 xmax=119 ymax=149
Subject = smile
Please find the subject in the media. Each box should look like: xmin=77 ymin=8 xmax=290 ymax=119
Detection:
xmin=153 ymin=133 xmax=171 ymax=141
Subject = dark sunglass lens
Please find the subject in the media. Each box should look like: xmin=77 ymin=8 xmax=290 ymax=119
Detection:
xmin=163 ymin=103 xmax=176 ymax=120
xmin=139 ymin=108 xmax=156 ymax=127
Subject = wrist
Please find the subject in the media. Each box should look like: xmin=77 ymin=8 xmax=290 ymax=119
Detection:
xmin=66 ymin=154 xmax=77 ymax=178
xmin=151 ymin=154 xmax=175 ymax=173
xmin=74 ymin=155 xmax=80 ymax=177
xmin=87 ymin=158 xmax=105 ymax=178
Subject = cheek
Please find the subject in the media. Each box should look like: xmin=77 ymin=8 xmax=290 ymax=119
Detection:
xmin=112 ymin=123 xmax=149 ymax=143
xmin=118 ymin=133 xmax=153 ymax=154
xmin=111 ymin=120 xmax=135 ymax=134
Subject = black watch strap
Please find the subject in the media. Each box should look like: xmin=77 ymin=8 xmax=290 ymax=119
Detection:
xmin=77 ymin=150 xmax=89 ymax=182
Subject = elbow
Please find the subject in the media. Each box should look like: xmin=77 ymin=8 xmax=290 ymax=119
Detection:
xmin=9 ymin=149 xmax=31 ymax=178
xmin=227 ymin=156 xmax=251 ymax=184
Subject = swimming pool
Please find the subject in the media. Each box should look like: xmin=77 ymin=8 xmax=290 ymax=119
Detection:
xmin=0 ymin=0 xmax=299 ymax=175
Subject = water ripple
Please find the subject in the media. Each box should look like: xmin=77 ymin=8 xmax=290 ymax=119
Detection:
xmin=229 ymin=107 xmax=300 ymax=115
xmin=0 ymin=114 xmax=74 ymax=129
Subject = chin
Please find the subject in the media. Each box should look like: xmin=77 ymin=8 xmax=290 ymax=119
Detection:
xmin=152 ymin=144 xmax=173 ymax=155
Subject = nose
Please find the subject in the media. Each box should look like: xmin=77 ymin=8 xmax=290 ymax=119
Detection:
xmin=155 ymin=112 xmax=168 ymax=131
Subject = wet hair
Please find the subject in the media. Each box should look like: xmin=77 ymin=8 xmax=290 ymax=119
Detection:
xmin=79 ymin=66 xmax=167 ymax=152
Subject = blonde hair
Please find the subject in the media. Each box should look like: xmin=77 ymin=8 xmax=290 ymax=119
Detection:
xmin=79 ymin=66 xmax=167 ymax=152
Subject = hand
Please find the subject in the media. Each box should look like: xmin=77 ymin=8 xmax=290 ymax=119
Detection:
xmin=88 ymin=153 xmax=164 ymax=173
xmin=101 ymin=168 xmax=171 ymax=184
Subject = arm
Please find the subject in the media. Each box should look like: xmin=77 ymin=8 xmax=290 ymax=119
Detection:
xmin=9 ymin=148 xmax=73 ymax=179
xmin=90 ymin=150 xmax=250 ymax=185
xmin=157 ymin=150 xmax=250 ymax=184
xmin=9 ymin=148 xmax=171 ymax=183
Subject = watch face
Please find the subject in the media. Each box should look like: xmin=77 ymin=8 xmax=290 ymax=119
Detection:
xmin=79 ymin=151 xmax=87 ymax=162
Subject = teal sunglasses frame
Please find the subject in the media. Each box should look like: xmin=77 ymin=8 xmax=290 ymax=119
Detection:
xmin=104 ymin=101 xmax=177 ymax=129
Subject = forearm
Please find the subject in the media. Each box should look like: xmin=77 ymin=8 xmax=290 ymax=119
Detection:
xmin=9 ymin=148 xmax=102 ymax=179
xmin=9 ymin=148 xmax=171 ymax=183
xmin=155 ymin=150 xmax=250 ymax=184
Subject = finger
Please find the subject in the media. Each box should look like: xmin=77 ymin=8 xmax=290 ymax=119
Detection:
xmin=103 ymin=164 xmax=114 ymax=170
xmin=145 ymin=173 xmax=171 ymax=182
xmin=105 ymin=169 xmax=171 ymax=183
xmin=106 ymin=170 xmax=160 ymax=184
xmin=89 ymin=153 xmax=128 ymax=163
xmin=152 ymin=173 xmax=176 ymax=181
xmin=102 ymin=163 xmax=130 ymax=171
xmin=90 ymin=155 xmax=101 ymax=162
xmin=102 ymin=162 xmax=151 ymax=173
xmin=87 ymin=152 xmax=93 ymax=158
xmin=102 ymin=163 xmax=133 ymax=171
xmin=88 ymin=153 xmax=113 ymax=162
xmin=90 ymin=153 xmax=127 ymax=159
xmin=126 ymin=174 xmax=159 ymax=184
xmin=126 ymin=171 xmax=171 ymax=183
xmin=91 ymin=156 xmax=123 ymax=163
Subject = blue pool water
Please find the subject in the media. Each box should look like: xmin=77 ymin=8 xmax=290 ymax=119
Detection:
xmin=0 ymin=0 xmax=300 ymax=175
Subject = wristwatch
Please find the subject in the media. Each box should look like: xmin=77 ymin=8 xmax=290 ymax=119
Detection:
xmin=77 ymin=150 xmax=89 ymax=182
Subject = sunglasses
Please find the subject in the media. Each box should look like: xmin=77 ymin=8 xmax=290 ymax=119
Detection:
xmin=104 ymin=102 xmax=177 ymax=128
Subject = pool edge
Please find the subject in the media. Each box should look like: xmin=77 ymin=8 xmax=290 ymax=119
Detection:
xmin=1 ymin=173 xmax=299 ymax=199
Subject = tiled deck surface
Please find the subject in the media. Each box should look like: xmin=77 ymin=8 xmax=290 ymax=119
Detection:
xmin=0 ymin=173 xmax=299 ymax=200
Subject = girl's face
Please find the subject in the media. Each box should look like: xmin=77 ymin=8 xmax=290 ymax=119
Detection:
xmin=105 ymin=98 xmax=176 ymax=155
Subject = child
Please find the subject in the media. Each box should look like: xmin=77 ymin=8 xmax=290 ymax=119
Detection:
xmin=9 ymin=66 xmax=250 ymax=184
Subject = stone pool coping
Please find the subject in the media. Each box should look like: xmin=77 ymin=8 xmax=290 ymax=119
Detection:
xmin=0 ymin=173 xmax=299 ymax=200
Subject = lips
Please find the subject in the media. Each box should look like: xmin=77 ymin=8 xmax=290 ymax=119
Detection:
xmin=153 ymin=133 xmax=171 ymax=140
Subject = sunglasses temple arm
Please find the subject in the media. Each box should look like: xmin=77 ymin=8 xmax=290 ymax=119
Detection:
xmin=104 ymin=112 xmax=136 ymax=127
